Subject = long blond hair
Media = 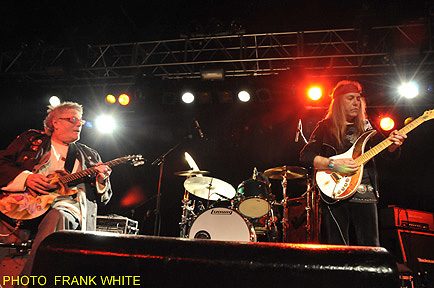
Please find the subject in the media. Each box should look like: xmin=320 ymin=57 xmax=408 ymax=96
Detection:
xmin=325 ymin=80 xmax=367 ymax=148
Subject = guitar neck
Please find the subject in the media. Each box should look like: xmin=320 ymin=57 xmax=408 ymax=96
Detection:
xmin=355 ymin=115 xmax=425 ymax=165
xmin=59 ymin=157 xmax=128 ymax=184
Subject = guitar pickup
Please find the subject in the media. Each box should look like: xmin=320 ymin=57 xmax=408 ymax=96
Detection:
xmin=331 ymin=172 xmax=340 ymax=183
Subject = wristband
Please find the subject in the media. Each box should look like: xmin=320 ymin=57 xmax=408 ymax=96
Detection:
xmin=328 ymin=159 xmax=335 ymax=170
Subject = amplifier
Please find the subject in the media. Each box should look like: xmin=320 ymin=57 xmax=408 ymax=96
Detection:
xmin=381 ymin=229 xmax=434 ymax=288
xmin=380 ymin=207 xmax=434 ymax=232
xmin=96 ymin=215 xmax=139 ymax=235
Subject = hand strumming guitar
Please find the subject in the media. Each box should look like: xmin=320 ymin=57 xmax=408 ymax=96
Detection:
xmin=331 ymin=158 xmax=360 ymax=176
xmin=25 ymin=174 xmax=57 ymax=195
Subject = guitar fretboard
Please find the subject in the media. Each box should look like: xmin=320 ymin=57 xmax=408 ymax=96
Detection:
xmin=355 ymin=115 xmax=426 ymax=165
xmin=59 ymin=157 xmax=129 ymax=184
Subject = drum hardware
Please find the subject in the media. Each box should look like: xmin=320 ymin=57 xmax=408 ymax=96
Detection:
xmin=249 ymin=208 xmax=280 ymax=242
xmin=263 ymin=166 xmax=308 ymax=242
xmin=179 ymin=191 xmax=197 ymax=238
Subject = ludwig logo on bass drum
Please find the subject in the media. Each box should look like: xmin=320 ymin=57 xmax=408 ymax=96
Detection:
xmin=210 ymin=209 xmax=232 ymax=215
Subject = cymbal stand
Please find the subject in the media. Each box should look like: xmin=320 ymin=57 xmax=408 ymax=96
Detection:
xmin=304 ymin=178 xmax=312 ymax=242
xmin=301 ymin=175 xmax=318 ymax=243
xmin=179 ymin=190 xmax=196 ymax=238
xmin=281 ymin=177 xmax=289 ymax=242
xmin=206 ymin=179 xmax=213 ymax=209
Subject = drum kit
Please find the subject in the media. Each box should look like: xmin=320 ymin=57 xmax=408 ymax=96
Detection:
xmin=176 ymin=165 xmax=318 ymax=243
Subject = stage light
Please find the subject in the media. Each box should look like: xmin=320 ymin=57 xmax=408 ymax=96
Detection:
xmin=256 ymin=88 xmax=271 ymax=102
xmin=198 ymin=92 xmax=213 ymax=104
xmin=404 ymin=117 xmax=414 ymax=126
xmin=238 ymin=90 xmax=250 ymax=102
xmin=218 ymin=91 xmax=233 ymax=103
xmin=308 ymin=87 xmax=322 ymax=101
xmin=49 ymin=96 xmax=61 ymax=107
xmin=380 ymin=117 xmax=395 ymax=131
xmin=118 ymin=94 xmax=130 ymax=106
xmin=105 ymin=94 xmax=116 ymax=104
xmin=200 ymin=69 xmax=224 ymax=80
xmin=162 ymin=92 xmax=177 ymax=105
xmin=95 ymin=115 xmax=116 ymax=134
xmin=398 ymin=82 xmax=419 ymax=99
xmin=182 ymin=92 xmax=195 ymax=104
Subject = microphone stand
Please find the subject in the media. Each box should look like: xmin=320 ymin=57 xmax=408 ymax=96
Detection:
xmin=151 ymin=141 xmax=182 ymax=236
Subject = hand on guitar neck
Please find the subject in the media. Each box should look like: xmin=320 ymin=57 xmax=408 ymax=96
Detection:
xmin=94 ymin=163 xmax=112 ymax=184
xmin=25 ymin=162 xmax=112 ymax=195
xmin=387 ymin=130 xmax=407 ymax=152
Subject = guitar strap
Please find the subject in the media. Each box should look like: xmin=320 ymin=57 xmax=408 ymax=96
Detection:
xmin=64 ymin=143 xmax=78 ymax=173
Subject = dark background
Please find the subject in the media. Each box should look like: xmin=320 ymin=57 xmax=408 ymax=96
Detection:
xmin=1 ymin=0 xmax=434 ymax=237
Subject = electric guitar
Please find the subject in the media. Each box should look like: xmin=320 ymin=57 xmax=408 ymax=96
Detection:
xmin=316 ymin=109 xmax=434 ymax=200
xmin=0 ymin=154 xmax=144 ymax=220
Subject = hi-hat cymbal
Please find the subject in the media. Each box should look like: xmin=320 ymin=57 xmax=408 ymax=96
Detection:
xmin=264 ymin=166 xmax=308 ymax=180
xmin=184 ymin=176 xmax=236 ymax=201
xmin=174 ymin=170 xmax=210 ymax=176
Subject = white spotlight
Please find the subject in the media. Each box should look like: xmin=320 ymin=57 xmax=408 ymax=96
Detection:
xmin=238 ymin=90 xmax=250 ymax=102
xmin=49 ymin=96 xmax=61 ymax=107
xmin=95 ymin=115 xmax=116 ymax=134
xmin=398 ymin=82 xmax=419 ymax=99
xmin=182 ymin=92 xmax=195 ymax=104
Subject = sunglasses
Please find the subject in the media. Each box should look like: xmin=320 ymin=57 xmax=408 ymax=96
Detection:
xmin=57 ymin=117 xmax=86 ymax=125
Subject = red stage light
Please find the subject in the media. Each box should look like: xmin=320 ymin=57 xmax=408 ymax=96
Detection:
xmin=120 ymin=186 xmax=146 ymax=208
xmin=380 ymin=117 xmax=395 ymax=131
xmin=118 ymin=93 xmax=130 ymax=106
xmin=308 ymin=87 xmax=322 ymax=101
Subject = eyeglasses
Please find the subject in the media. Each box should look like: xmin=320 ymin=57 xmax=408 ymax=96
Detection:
xmin=57 ymin=117 xmax=86 ymax=125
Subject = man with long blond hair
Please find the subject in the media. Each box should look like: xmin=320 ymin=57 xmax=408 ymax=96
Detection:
xmin=300 ymin=80 xmax=406 ymax=246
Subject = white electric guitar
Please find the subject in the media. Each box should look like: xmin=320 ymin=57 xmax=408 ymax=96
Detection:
xmin=316 ymin=109 xmax=434 ymax=200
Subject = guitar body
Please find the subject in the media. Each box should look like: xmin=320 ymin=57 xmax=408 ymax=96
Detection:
xmin=315 ymin=130 xmax=376 ymax=200
xmin=0 ymin=154 xmax=144 ymax=220
xmin=0 ymin=171 xmax=77 ymax=220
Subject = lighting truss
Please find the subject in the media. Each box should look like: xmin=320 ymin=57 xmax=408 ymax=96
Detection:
xmin=1 ymin=23 xmax=433 ymax=87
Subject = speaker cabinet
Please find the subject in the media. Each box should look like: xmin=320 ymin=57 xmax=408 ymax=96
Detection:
xmin=382 ymin=229 xmax=434 ymax=287
xmin=29 ymin=231 xmax=399 ymax=288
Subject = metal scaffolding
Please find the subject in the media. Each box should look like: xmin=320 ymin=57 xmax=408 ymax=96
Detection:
xmin=1 ymin=23 xmax=433 ymax=87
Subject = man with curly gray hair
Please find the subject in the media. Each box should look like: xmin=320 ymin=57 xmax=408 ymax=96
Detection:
xmin=0 ymin=101 xmax=113 ymax=276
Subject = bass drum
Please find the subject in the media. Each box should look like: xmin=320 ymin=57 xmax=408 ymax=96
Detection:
xmin=237 ymin=179 xmax=272 ymax=218
xmin=188 ymin=208 xmax=256 ymax=242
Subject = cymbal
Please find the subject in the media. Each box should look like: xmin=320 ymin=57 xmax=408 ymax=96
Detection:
xmin=264 ymin=166 xmax=307 ymax=180
xmin=174 ymin=170 xmax=210 ymax=176
xmin=184 ymin=176 xmax=236 ymax=201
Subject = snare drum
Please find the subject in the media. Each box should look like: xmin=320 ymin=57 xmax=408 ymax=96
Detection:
xmin=188 ymin=207 xmax=256 ymax=242
xmin=237 ymin=179 xmax=271 ymax=218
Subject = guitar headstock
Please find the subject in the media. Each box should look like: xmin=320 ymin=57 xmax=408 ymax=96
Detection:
xmin=422 ymin=109 xmax=434 ymax=121
xmin=125 ymin=154 xmax=145 ymax=166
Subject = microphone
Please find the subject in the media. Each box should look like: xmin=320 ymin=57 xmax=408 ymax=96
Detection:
xmin=295 ymin=119 xmax=302 ymax=142
xmin=194 ymin=120 xmax=204 ymax=138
